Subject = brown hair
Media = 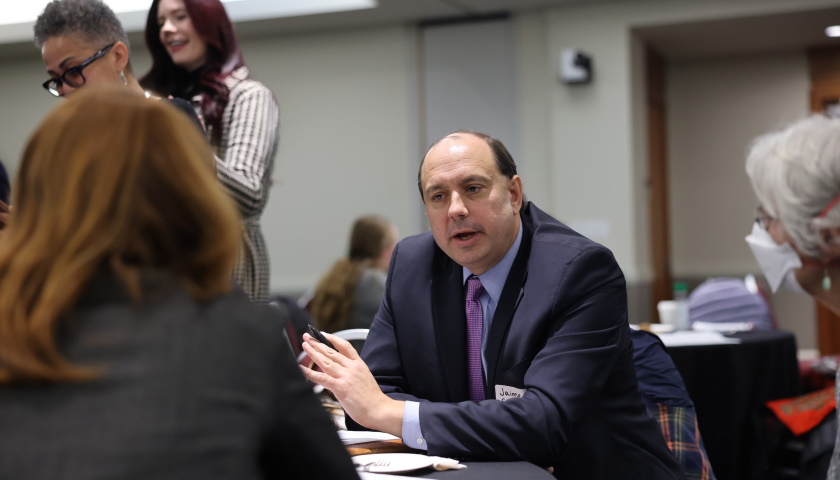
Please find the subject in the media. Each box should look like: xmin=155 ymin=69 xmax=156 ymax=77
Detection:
xmin=0 ymin=87 xmax=241 ymax=383
xmin=309 ymin=215 xmax=393 ymax=333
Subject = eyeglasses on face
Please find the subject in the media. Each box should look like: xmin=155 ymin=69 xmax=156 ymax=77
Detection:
xmin=42 ymin=43 xmax=116 ymax=97
xmin=754 ymin=206 xmax=776 ymax=230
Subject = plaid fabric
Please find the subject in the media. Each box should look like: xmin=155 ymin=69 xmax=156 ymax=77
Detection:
xmin=649 ymin=403 xmax=716 ymax=480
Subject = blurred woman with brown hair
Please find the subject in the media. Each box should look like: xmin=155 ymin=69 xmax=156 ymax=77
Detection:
xmin=309 ymin=215 xmax=398 ymax=333
xmin=0 ymin=88 xmax=357 ymax=480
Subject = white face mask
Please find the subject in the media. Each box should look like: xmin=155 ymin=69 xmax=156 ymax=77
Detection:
xmin=745 ymin=222 xmax=806 ymax=294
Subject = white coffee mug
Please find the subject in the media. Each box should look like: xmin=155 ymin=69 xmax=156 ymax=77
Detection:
xmin=657 ymin=300 xmax=677 ymax=326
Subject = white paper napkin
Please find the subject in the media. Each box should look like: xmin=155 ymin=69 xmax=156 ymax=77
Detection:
xmin=429 ymin=456 xmax=467 ymax=471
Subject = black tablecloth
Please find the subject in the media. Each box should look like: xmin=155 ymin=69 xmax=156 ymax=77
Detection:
xmin=667 ymin=330 xmax=800 ymax=480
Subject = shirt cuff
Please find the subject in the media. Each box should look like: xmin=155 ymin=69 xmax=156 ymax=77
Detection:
xmin=401 ymin=401 xmax=428 ymax=450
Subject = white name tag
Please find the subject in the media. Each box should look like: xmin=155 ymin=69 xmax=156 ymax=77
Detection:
xmin=495 ymin=385 xmax=525 ymax=401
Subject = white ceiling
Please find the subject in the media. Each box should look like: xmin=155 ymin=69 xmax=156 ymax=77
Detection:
xmin=635 ymin=6 xmax=840 ymax=61
xmin=1 ymin=0 xmax=838 ymax=60
xmin=0 ymin=0 xmax=599 ymax=58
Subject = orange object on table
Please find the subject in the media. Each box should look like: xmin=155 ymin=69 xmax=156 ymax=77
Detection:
xmin=346 ymin=439 xmax=413 ymax=456
xmin=766 ymin=386 xmax=836 ymax=436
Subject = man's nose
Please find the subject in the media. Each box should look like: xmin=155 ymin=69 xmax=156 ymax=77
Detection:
xmin=448 ymin=192 xmax=468 ymax=218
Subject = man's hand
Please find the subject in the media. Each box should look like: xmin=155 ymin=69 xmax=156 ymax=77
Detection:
xmin=300 ymin=332 xmax=405 ymax=437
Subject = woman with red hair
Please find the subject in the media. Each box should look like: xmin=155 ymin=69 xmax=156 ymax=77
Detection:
xmin=142 ymin=0 xmax=280 ymax=303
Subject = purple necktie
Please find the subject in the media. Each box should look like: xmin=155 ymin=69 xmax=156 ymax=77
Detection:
xmin=465 ymin=275 xmax=485 ymax=402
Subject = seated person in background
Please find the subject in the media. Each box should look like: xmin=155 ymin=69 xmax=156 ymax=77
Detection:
xmin=0 ymin=160 xmax=8 ymax=230
xmin=0 ymin=88 xmax=358 ymax=480
xmin=631 ymin=329 xmax=717 ymax=480
xmin=687 ymin=277 xmax=774 ymax=330
xmin=743 ymin=115 xmax=840 ymax=480
xmin=309 ymin=215 xmax=398 ymax=332
xmin=0 ymin=160 xmax=8 ymax=204
xmin=301 ymin=130 xmax=683 ymax=479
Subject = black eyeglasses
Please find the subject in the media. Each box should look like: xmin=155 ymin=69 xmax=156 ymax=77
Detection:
xmin=42 ymin=43 xmax=115 ymax=97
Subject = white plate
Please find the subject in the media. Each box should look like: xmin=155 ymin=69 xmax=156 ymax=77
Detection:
xmin=353 ymin=453 xmax=433 ymax=473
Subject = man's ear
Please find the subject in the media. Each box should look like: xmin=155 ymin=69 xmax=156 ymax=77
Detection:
xmin=509 ymin=175 xmax=523 ymax=213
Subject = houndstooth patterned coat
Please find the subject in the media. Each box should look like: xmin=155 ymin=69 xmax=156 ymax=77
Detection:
xmin=201 ymin=67 xmax=279 ymax=303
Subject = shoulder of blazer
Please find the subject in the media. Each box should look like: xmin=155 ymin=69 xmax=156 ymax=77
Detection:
xmin=526 ymin=202 xmax=616 ymax=258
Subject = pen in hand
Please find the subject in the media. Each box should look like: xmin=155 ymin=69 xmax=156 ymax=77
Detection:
xmin=307 ymin=324 xmax=337 ymax=351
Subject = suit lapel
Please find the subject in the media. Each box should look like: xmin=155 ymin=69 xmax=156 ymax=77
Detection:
xmin=484 ymin=210 xmax=533 ymax=398
xmin=431 ymin=249 xmax=469 ymax=401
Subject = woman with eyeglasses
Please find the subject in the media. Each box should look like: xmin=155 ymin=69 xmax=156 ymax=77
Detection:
xmin=30 ymin=0 xmax=198 ymax=231
xmin=141 ymin=0 xmax=280 ymax=304
xmin=35 ymin=0 xmax=134 ymax=99
xmin=744 ymin=114 xmax=840 ymax=478
xmin=34 ymin=1 xmax=202 ymax=125
xmin=745 ymin=115 xmax=840 ymax=308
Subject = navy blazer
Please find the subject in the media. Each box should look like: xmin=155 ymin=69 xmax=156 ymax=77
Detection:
xmin=359 ymin=203 xmax=684 ymax=480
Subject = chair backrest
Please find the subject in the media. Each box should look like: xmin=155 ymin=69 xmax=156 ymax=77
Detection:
xmin=331 ymin=329 xmax=370 ymax=342
xmin=631 ymin=329 xmax=717 ymax=479
xmin=332 ymin=328 xmax=369 ymax=355
xmin=687 ymin=277 xmax=774 ymax=330
xmin=296 ymin=328 xmax=370 ymax=366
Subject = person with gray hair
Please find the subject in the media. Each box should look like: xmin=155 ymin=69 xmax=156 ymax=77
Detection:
xmin=34 ymin=0 xmax=139 ymax=97
xmin=744 ymin=114 xmax=840 ymax=479
xmin=745 ymin=115 xmax=840 ymax=304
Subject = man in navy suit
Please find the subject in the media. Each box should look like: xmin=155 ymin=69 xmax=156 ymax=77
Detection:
xmin=302 ymin=130 xmax=683 ymax=480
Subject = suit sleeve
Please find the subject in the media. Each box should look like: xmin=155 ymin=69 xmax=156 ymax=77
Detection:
xmin=344 ymin=243 xmax=427 ymax=434
xmin=419 ymin=246 xmax=628 ymax=467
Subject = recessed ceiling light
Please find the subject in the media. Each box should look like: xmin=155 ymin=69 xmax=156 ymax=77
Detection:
xmin=826 ymin=25 xmax=840 ymax=37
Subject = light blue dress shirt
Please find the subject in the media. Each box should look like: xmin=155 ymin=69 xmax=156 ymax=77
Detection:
xmin=401 ymin=222 xmax=523 ymax=450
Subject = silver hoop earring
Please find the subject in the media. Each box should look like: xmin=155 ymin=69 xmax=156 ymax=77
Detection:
xmin=120 ymin=70 xmax=128 ymax=86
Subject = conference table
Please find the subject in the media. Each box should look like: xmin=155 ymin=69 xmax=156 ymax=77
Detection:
xmin=347 ymin=439 xmax=554 ymax=479
xmin=665 ymin=330 xmax=800 ymax=480
xmin=375 ymin=461 xmax=554 ymax=479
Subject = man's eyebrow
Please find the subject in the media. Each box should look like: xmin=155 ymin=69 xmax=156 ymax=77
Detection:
xmin=424 ymin=174 xmax=491 ymax=196
xmin=461 ymin=174 xmax=491 ymax=185
xmin=424 ymin=182 xmax=443 ymax=197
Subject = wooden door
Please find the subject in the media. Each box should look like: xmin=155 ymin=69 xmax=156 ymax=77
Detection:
xmin=646 ymin=48 xmax=673 ymax=318
xmin=808 ymin=47 xmax=840 ymax=354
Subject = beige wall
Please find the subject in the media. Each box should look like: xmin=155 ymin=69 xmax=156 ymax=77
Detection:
xmin=0 ymin=55 xmax=55 ymax=172
xmin=667 ymin=52 xmax=813 ymax=345
xmin=238 ymin=27 xmax=421 ymax=293
xmin=668 ymin=52 xmax=809 ymax=278
xmin=540 ymin=0 xmax=831 ymax=341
